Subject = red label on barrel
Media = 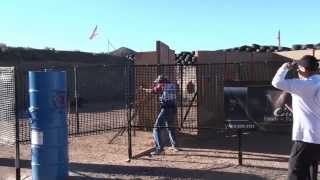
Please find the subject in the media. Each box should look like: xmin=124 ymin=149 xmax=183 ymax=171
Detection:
xmin=51 ymin=92 xmax=66 ymax=109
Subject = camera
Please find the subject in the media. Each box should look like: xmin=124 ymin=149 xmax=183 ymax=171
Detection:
xmin=290 ymin=61 xmax=298 ymax=69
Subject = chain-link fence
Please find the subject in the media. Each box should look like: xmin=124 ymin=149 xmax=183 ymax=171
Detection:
xmin=131 ymin=61 xmax=292 ymax=134
xmin=15 ymin=64 xmax=132 ymax=143
xmin=0 ymin=61 xmax=290 ymax=144
xmin=0 ymin=67 xmax=16 ymax=145
xmin=0 ymin=60 xmax=296 ymax=179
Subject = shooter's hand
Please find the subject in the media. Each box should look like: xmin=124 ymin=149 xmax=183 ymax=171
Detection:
xmin=282 ymin=61 xmax=297 ymax=70
xmin=139 ymin=86 xmax=152 ymax=93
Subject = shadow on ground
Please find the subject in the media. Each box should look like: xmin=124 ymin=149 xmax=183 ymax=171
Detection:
xmin=0 ymin=130 xmax=292 ymax=179
xmin=0 ymin=158 xmax=266 ymax=180
xmin=177 ymin=130 xmax=292 ymax=155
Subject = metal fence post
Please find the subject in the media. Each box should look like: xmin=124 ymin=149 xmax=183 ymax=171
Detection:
xmin=127 ymin=65 xmax=133 ymax=161
xmin=237 ymin=62 xmax=241 ymax=81
xmin=127 ymin=103 xmax=132 ymax=161
xmin=238 ymin=129 xmax=243 ymax=165
xmin=180 ymin=65 xmax=183 ymax=129
xmin=73 ymin=65 xmax=80 ymax=134
xmin=14 ymin=67 xmax=21 ymax=180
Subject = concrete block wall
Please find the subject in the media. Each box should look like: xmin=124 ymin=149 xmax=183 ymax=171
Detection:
xmin=134 ymin=41 xmax=175 ymax=65
xmin=134 ymin=51 xmax=157 ymax=65
xmin=157 ymin=41 xmax=176 ymax=65
xmin=275 ymin=49 xmax=320 ymax=60
xmin=195 ymin=51 xmax=292 ymax=64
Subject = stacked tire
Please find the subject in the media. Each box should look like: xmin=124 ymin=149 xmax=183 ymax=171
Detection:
xmin=125 ymin=54 xmax=135 ymax=62
xmin=292 ymin=43 xmax=320 ymax=50
xmin=176 ymin=51 xmax=197 ymax=65
xmin=222 ymin=44 xmax=291 ymax=53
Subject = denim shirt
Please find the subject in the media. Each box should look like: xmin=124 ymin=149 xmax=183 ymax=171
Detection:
xmin=159 ymin=83 xmax=177 ymax=108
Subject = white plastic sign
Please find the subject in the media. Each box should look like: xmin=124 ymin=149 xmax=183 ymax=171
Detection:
xmin=31 ymin=130 xmax=43 ymax=145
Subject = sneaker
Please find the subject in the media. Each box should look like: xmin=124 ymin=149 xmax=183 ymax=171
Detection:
xmin=150 ymin=150 xmax=164 ymax=156
xmin=169 ymin=146 xmax=180 ymax=152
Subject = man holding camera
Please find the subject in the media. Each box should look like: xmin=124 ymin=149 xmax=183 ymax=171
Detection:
xmin=272 ymin=55 xmax=320 ymax=180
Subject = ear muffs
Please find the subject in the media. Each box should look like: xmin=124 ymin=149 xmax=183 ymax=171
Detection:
xmin=298 ymin=66 xmax=307 ymax=73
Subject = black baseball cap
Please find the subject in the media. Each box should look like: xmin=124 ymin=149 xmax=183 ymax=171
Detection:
xmin=297 ymin=55 xmax=319 ymax=70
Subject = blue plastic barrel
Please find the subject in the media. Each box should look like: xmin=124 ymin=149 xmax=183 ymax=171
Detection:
xmin=28 ymin=70 xmax=68 ymax=180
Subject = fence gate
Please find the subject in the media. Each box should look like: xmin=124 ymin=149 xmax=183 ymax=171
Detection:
xmin=0 ymin=67 xmax=20 ymax=179
xmin=69 ymin=65 xmax=130 ymax=136
xmin=0 ymin=67 xmax=16 ymax=144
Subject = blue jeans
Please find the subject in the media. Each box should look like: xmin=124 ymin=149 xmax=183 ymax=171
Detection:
xmin=153 ymin=107 xmax=177 ymax=152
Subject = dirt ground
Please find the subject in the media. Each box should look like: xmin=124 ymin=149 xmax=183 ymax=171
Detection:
xmin=0 ymin=130 xmax=316 ymax=180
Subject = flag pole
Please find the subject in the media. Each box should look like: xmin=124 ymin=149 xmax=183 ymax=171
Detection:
xmin=107 ymin=40 xmax=110 ymax=54
xmin=107 ymin=39 xmax=116 ymax=54
xmin=277 ymin=30 xmax=281 ymax=49
xmin=89 ymin=25 xmax=98 ymax=40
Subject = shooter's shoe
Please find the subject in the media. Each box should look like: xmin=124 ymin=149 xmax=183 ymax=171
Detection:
xmin=150 ymin=150 xmax=164 ymax=156
xmin=168 ymin=146 xmax=180 ymax=152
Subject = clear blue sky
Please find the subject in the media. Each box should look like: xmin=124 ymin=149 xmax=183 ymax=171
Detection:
xmin=1 ymin=0 xmax=319 ymax=53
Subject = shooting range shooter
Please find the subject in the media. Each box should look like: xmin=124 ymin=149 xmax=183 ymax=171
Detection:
xmin=140 ymin=75 xmax=179 ymax=156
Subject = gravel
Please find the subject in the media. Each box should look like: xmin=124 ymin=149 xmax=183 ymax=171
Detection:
xmin=0 ymin=130 xmax=312 ymax=180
